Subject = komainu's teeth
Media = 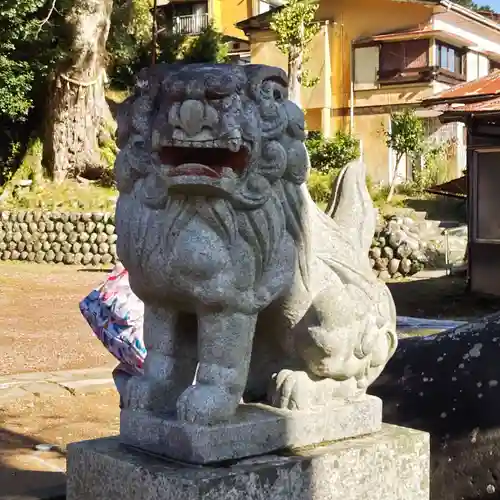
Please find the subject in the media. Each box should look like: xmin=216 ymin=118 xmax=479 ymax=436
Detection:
xmin=228 ymin=139 xmax=241 ymax=152
xmin=151 ymin=131 xmax=161 ymax=151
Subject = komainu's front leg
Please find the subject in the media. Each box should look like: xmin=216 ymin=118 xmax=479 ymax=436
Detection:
xmin=177 ymin=308 xmax=257 ymax=424
xmin=125 ymin=304 xmax=197 ymax=412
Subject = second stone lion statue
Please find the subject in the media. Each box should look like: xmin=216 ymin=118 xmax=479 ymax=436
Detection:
xmin=114 ymin=63 xmax=397 ymax=425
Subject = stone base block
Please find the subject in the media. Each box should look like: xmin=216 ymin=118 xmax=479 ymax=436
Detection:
xmin=67 ymin=424 xmax=430 ymax=500
xmin=120 ymin=395 xmax=382 ymax=464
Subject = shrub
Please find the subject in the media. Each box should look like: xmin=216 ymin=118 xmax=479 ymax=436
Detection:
xmin=305 ymin=131 xmax=360 ymax=174
xmin=307 ymin=170 xmax=334 ymax=205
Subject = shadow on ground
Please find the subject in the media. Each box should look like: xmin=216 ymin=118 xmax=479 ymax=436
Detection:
xmin=0 ymin=427 xmax=66 ymax=497
xmin=387 ymin=275 xmax=500 ymax=320
xmin=404 ymin=197 xmax=467 ymax=222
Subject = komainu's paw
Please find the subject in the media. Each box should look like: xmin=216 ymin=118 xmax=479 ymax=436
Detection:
xmin=125 ymin=376 xmax=180 ymax=413
xmin=269 ymin=369 xmax=360 ymax=410
xmin=176 ymin=384 xmax=239 ymax=424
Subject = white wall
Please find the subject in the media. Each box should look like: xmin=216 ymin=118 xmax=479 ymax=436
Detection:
xmin=433 ymin=11 xmax=500 ymax=56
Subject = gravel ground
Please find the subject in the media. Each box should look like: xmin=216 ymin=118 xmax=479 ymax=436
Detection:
xmin=0 ymin=262 xmax=115 ymax=376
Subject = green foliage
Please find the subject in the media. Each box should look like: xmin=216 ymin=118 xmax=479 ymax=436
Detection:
xmin=0 ymin=0 xmax=68 ymax=183
xmin=108 ymin=10 xmax=229 ymax=88
xmin=306 ymin=131 xmax=361 ymax=174
xmin=307 ymin=170 xmax=335 ymax=205
xmin=182 ymin=23 xmax=229 ymax=64
xmin=385 ymin=109 xmax=425 ymax=161
xmin=452 ymin=0 xmax=493 ymax=12
xmin=270 ymin=0 xmax=320 ymax=88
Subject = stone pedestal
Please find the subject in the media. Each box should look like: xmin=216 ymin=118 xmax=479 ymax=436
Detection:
xmin=67 ymin=424 xmax=430 ymax=500
xmin=120 ymin=395 xmax=382 ymax=464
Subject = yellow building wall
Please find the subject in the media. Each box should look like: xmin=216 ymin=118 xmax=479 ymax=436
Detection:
xmin=319 ymin=0 xmax=433 ymax=118
xmin=247 ymin=0 xmax=435 ymax=181
xmin=217 ymin=0 xmax=252 ymax=39
xmin=249 ymin=29 xmax=327 ymax=112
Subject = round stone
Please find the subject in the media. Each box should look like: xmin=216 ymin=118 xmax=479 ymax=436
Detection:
xmin=81 ymin=243 xmax=91 ymax=254
xmin=96 ymin=232 xmax=107 ymax=244
xmin=92 ymin=212 xmax=105 ymax=222
xmin=25 ymin=212 xmax=34 ymax=223
xmin=0 ymin=242 xmax=6 ymax=252
xmin=108 ymin=234 xmax=117 ymax=244
xmin=89 ymin=233 xmax=97 ymax=244
xmin=378 ymin=270 xmax=391 ymax=281
xmin=7 ymin=242 xmax=16 ymax=252
xmin=35 ymin=251 xmax=45 ymax=263
xmin=91 ymin=254 xmax=102 ymax=266
xmin=2 ymin=251 xmax=11 ymax=260
xmin=25 ymin=243 xmax=33 ymax=252
xmin=20 ymin=251 xmax=28 ymax=260
xmin=74 ymin=252 xmax=84 ymax=264
xmin=10 ymin=250 xmax=20 ymax=260
xmin=105 ymin=224 xmax=115 ymax=235
xmin=76 ymin=222 xmax=85 ymax=233
xmin=18 ymin=222 xmax=28 ymax=233
xmin=27 ymin=251 xmax=35 ymax=262
xmin=30 ymin=222 xmax=39 ymax=233
xmin=382 ymin=246 xmax=394 ymax=260
xmin=62 ymin=242 xmax=72 ymax=254
xmin=98 ymin=242 xmax=109 ymax=255
xmin=56 ymin=232 xmax=68 ymax=243
xmin=82 ymin=252 xmax=93 ymax=265
xmin=55 ymin=222 xmax=64 ymax=233
xmin=67 ymin=232 xmax=78 ymax=244
xmin=85 ymin=221 xmax=96 ymax=233
xmin=63 ymin=222 xmax=74 ymax=234
xmin=12 ymin=232 xmax=22 ymax=243
xmin=95 ymin=222 xmax=105 ymax=233
xmin=51 ymin=242 xmax=61 ymax=253
xmin=33 ymin=242 xmax=42 ymax=252
xmin=45 ymin=221 xmax=55 ymax=232
xmin=369 ymin=247 xmax=382 ymax=260
xmin=60 ymin=212 xmax=69 ymax=223
xmin=79 ymin=232 xmax=90 ymax=243
xmin=72 ymin=242 xmax=82 ymax=253
xmin=63 ymin=253 xmax=75 ymax=265
xmin=101 ymin=253 xmax=113 ymax=265
xmin=90 ymin=243 xmax=98 ymax=254
xmin=17 ymin=241 xmax=25 ymax=252
xmin=69 ymin=213 xmax=80 ymax=223
xmin=47 ymin=232 xmax=57 ymax=243
xmin=54 ymin=252 xmax=64 ymax=263
xmin=399 ymin=258 xmax=412 ymax=275
xmin=45 ymin=250 xmax=55 ymax=262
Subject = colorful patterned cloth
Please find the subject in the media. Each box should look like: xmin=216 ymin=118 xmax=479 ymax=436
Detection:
xmin=79 ymin=264 xmax=146 ymax=375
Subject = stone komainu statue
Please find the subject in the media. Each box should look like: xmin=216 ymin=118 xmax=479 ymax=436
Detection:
xmin=115 ymin=63 xmax=397 ymax=425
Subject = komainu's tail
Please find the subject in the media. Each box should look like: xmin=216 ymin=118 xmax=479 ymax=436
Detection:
xmin=329 ymin=160 xmax=377 ymax=259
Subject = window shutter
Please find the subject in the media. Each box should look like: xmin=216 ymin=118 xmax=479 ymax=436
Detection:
xmin=380 ymin=43 xmax=405 ymax=72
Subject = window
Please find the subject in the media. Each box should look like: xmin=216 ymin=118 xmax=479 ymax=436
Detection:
xmin=379 ymin=40 xmax=429 ymax=74
xmin=436 ymin=42 xmax=464 ymax=75
xmin=490 ymin=60 xmax=500 ymax=73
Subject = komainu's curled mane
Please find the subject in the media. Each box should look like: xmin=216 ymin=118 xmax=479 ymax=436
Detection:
xmin=115 ymin=63 xmax=397 ymax=424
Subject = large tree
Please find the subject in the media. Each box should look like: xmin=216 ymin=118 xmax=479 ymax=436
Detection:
xmin=270 ymin=0 xmax=320 ymax=106
xmin=44 ymin=0 xmax=114 ymax=182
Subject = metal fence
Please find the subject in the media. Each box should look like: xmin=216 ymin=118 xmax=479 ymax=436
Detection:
xmin=173 ymin=14 xmax=209 ymax=35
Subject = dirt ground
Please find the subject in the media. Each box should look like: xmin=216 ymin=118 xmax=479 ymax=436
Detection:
xmin=0 ymin=262 xmax=115 ymax=376
xmin=0 ymin=390 xmax=120 ymax=496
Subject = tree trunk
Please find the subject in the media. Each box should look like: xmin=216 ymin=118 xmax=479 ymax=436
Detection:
xmin=44 ymin=0 xmax=114 ymax=183
xmin=387 ymin=152 xmax=403 ymax=202
xmin=288 ymin=52 xmax=302 ymax=107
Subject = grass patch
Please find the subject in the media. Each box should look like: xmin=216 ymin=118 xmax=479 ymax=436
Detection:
xmin=0 ymin=179 xmax=117 ymax=212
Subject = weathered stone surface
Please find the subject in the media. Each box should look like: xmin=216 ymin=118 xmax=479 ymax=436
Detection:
xmin=68 ymin=425 xmax=429 ymax=500
xmin=115 ymin=63 xmax=397 ymax=432
xmin=121 ymin=395 xmax=382 ymax=464
xmin=370 ymin=313 xmax=500 ymax=500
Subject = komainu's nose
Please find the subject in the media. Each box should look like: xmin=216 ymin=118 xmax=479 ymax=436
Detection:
xmin=179 ymin=100 xmax=204 ymax=137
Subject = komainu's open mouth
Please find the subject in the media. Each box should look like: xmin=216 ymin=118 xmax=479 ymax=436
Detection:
xmin=160 ymin=146 xmax=248 ymax=178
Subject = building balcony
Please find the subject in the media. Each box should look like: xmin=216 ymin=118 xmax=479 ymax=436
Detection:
xmin=172 ymin=13 xmax=209 ymax=35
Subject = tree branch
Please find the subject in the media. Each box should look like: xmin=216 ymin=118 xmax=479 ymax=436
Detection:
xmin=35 ymin=0 xmax=57 ymax=39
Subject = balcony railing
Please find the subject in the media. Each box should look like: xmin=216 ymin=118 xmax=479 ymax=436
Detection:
xmin=172 ymin=14 xmax=209 ymax=35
